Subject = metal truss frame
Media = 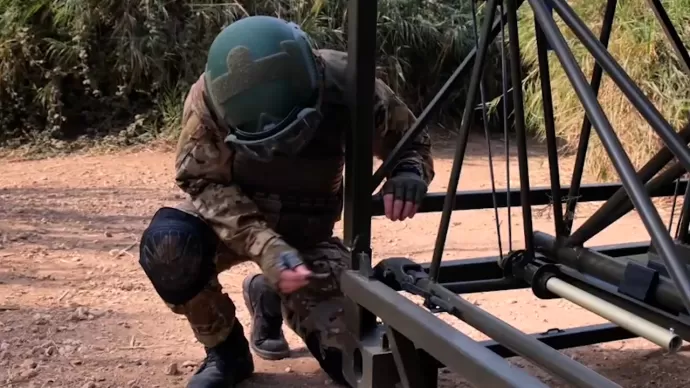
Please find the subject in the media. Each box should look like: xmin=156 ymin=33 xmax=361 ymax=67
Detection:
xmin=340 ymin=0 xmax=690 ymax=387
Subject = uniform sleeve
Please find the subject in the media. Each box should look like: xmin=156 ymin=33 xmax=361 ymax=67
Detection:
xmin=173 ymin=107 xmax=291 ymax=268
xmin=371 ymin=78 xmax=435 ymax=185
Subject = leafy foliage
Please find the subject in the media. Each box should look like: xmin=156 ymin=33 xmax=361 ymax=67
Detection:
xmin=3 ymin=0 xmax=689 ymax=180
xmin=0 ymin=0 xmax=503 ymax=147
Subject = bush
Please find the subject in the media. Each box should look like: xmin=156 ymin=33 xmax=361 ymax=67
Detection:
xmin=517 ymin=0 xmax=690 ymax=180
xmin=0 ymin=0 xmax=505 ymax=148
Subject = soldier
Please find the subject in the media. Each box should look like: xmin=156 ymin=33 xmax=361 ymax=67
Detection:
xmin=138 ymin=15 xmax=434 ymax=388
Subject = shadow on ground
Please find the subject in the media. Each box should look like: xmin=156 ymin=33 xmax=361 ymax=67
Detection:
xmin=0 ymin=186 xmax=182 ymax=254
xmin=434 ymin=344 xmax=689 ymax=387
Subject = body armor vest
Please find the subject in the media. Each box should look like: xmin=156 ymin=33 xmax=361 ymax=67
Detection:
xmin=232 ymin=104 xmax=348 ymax=249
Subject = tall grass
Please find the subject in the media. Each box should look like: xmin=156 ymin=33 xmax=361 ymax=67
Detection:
xmin=518 ymin=0 xmax=690 ymax=180
xmin=2 ymin=0 xmax=689 ymax=179
xmin=0 ymin=0 xmax=504 ymax=148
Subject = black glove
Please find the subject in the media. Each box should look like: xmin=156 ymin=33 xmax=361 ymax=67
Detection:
xmin=381 ymin=172 xmax=428 ymax=206
xmin=277 ymin=251 xmax=329 ymax=280
xmin=277 ymin=251 xmax=304 ymax=271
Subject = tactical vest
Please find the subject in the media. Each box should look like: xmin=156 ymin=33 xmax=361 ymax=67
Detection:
xmin=231 ymin=104 xmax=348 ymax=249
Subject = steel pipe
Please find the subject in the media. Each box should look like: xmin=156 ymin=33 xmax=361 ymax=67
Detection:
xmin=341 ymin=271 xmax=548 ymax=388
xmin=546 ymin=277 xmax=683 ymax=352
xmin=534 ymin=231 xmax=687 ymax=314
xmin=423 ymin=280 xmax=622 ymax=388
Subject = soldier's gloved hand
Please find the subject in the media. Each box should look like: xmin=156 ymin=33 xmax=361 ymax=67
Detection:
xmin=275 ymin=251 xmax=312 ymax=294
xmin=382 ymin=172 xmax=427 ymax=221
xmin=261 ymin=242 xmax=313 ymax=294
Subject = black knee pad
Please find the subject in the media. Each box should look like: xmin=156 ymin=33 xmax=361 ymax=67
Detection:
xmin=139 ymin=207 xmax=218 ymax=306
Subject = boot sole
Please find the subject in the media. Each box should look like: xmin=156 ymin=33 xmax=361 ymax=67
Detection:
xmin=242 ymin=274 xmax=291 ymax=361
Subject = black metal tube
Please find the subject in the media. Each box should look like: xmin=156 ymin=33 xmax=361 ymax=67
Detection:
xmin=645 ymin=0 xmax=690 ymax=75
xmin=371 ymin=179 xmax=689 ymax=216
xmin=555 ymin=265 xmax=690 ymax=340
xmin=500 ymin=0 xmax=513 ymax=251
xmin=534 ymin=15 xmax=565 ymax=237
xmin=529 ymin=0 xmax=690 ymax=314
xmin=607 ymin=161 xmax=686 ymax=226
xmin=548 ymin=0 xmax=690 ymax=174
xmin=472 ymin=0 xmax=505 ymax=261
xmin=343 ymin=0 xmax=376 ymax=269
xmin=480 ymin=323 xmax=635 ymax=358
xmin=340 ymin=272 xmax=549 ymax=388
xmin=441 ymin=278 xmax=527 ymax=294
xmin=572 ymin=161 xmax=686 ymax=243
xmin=534 ymin=231 xmax=687 ymax=314
xmin=507 ymin=0 xmax=536 ymax=258
xmin=423 ymin=280 xmax=622 ymax=388
xmin=428 ymin=0 xmax=501 ymax=282
xmin=667 ymin=178 xmax=682 ymax=232
xmin=676 ymin=182 xmax=690 ymax=243
xmin=564 ymin=0 xmax=618 ymax=235
xmin=566 ymin=124 xmax=690 ymax=246
xmin=370 ymin=1 xmax=521 ymax=189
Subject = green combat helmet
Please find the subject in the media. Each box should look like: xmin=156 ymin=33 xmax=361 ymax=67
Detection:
xmin=204 ymin=15 xmax=322 ymax=161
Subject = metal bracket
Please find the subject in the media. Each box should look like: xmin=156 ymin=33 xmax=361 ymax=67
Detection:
xmin=374 ymin=257 xmax=432 ymax=298
xmin=340 ymin=324 xmax=400 ymax=388
xmin=385 ymin=325 xmax=435 ymax=388
xmin=618 ymin=261 xmax=660 ymax=303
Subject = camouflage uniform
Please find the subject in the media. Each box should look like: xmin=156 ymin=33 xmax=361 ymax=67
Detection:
xmin=139 ymin=48 xmax=434 ymax=384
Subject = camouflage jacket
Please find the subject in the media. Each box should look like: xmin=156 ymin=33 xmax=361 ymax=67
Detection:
xmin=173 ymin=49 xmax=434 ymax=276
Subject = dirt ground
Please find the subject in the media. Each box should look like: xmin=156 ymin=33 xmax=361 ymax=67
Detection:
xmin=1 ymin=132 xmax=689 ymax=388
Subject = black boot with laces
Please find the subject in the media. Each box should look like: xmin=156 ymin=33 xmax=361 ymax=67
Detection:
xmin=186 ymin=320 xmax=254 ymax=388
xmin=242 ymin=274 xmax=291 ymax=360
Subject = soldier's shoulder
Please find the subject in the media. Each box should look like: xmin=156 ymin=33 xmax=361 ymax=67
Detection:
xmin=315 ymin=49 xmax=405 ymax=111
xmin=317 ymin=49 xmax=348 ymax=80
xmin=183 ymin=74 xmax=219 ymax=129
xmin=316 ymin=49 xmax=348 ymax=106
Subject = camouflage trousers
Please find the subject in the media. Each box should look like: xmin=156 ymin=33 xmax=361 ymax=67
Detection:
xmin=138 ymin=205 xmax=351 ymax=367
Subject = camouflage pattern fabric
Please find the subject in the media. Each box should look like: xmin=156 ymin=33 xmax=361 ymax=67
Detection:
xmin=168 ymin=48 xmax=434 ymax=349
xmin=163 ymin=220 xmax=349 ymax=349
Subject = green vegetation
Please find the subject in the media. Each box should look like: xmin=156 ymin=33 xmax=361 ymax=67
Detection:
xmin=519 ymin=0 xmax=690 ymax=180
xmin=1 ymin=0 xmax=689 ymax=179
xmin=0 ymin=0 xmax=503 ymax=150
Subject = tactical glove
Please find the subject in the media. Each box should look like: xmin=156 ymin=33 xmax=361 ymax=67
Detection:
xmin=260 ymin=241 xmax=329 ymax=293
xmin=382 ymin=172 xmax=428 ymax=206
xmin=260 ymin=241 xmax=303 ymax=287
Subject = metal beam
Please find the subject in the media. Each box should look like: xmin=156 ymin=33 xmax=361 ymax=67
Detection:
xmin=344 ymin=0 xmax=376 ymax=269
xmin=480 ymin=323 xmax=635 ymax=358
xmin=423 ymin=280 xmax=622 ymax=388
xmin=340 ymin=271 xmax=549 ymax=388
xmin=371 ymin=180 xmax=689 ymax=216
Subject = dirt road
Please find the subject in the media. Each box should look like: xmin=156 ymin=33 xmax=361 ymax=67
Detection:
xmin=1 ymin=133 xmax=688 ymax=387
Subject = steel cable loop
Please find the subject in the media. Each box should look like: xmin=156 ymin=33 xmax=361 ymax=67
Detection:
xmin=667 ymin=163 xmax=681 ymax=233
xmin=499 ymin=0 xmax=513 ymax=252
xmin=427 ymin=0 xmax=503 ymax=282
xmin=470 ymin=0 xmax=505 ymax=261
xmin=674 ymin=172 xmax=690 ymax=240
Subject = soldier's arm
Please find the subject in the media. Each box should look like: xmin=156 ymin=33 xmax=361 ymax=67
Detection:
xmin=371 ymin=79 xmax=435 ymax=185
xmin=174 ymin=101 xmax=297 ymax=283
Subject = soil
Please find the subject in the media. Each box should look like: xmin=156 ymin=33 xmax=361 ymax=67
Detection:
xmin=1 ymin=132 xmax=689 ymax=388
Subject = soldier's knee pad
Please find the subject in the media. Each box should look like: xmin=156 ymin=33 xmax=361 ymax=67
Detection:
xmin=139 ymin=207 xmax=218 ymax=306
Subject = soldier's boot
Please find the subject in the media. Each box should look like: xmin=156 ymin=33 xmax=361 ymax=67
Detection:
xmin=242 ymin=274 xmax=291 ymax=360
xmin=187 ymin=320 xmax=255 ymax=388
